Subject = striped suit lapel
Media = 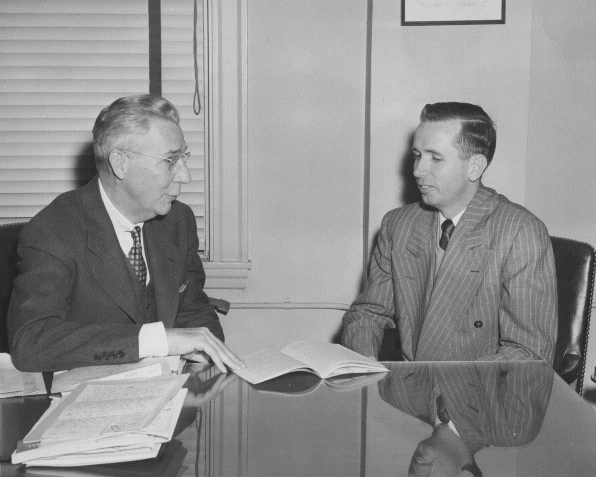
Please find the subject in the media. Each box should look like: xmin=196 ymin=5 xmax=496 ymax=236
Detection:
xmin=393 ymin=210 xmax=435 ymax=357
xmin=416 ymin=187 xmax=494 ymax=360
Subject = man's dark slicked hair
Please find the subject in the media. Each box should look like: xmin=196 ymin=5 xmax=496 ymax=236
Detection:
xmin=420 ymin=102 xmax=496 ymax=166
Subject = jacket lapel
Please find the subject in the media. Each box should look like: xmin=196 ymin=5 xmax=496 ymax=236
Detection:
xmin=144 ymin=218 xmax=180 ymax=328
xmin=393 ymin=210 xmax=436 ymax=357
xmin=415 ymin=186 xmax=495 ymax=360
xmin=82 ymin=178 xmax=140 ymax=322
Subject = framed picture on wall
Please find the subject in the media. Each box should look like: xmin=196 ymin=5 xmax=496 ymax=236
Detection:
xmin=401 ymin=0 xmax=505 ymax=26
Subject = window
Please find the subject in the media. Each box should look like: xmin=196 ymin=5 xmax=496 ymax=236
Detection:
xmin=0 ymin=0 xmax=249 ymax=288
xmin=162 ymin=0 xmax=207 ymax=252
xmin=0 ymin=0 xmax=149 ymax=223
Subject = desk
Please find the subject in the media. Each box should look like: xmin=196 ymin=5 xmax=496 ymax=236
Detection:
xmin=1 ymin=360 xmax=595 ymax=476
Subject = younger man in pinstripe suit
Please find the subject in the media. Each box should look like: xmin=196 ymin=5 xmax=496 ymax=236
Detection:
xmin=342 ymin=102 xmax=557 ymax=363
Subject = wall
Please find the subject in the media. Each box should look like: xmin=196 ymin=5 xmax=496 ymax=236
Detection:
xmin=368 ymin=0 xmax=534 ymax=247
xmin=218 ymin=0 xmax=368 ymax=355
xmin=525 ymin=0 xmax=596 ymax=396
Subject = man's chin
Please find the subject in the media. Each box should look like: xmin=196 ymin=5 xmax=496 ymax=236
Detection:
xmin=155 ymin=202 xmax=174 ymax=216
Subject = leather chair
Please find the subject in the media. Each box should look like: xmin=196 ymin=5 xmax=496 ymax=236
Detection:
xmin=378 ymin=236 xmax=595 ymax=395
xmin=0 ymin=222 xmax=25 ymax=354
xmin=551 ymin=236 xmax=595 ymax=395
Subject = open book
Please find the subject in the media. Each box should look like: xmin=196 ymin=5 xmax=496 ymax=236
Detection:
xmin=254 ymin=370 xmax=388 ymax=396
xmin=234 ymin=341 xmax=388 ymax=385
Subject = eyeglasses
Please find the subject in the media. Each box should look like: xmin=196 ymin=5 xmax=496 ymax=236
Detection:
xmin=121 ymin=150 xmax=191 ymax=171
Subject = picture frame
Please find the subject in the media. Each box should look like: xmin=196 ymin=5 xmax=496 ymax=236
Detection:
xmin=401 ymin=0 xmax=505 ymax=26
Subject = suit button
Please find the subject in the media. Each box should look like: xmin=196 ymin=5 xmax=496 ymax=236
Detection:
xmin=94 ymin=353 xmax=102 ymax=361
xmin=118 ymin=349 xmax=125 ymax=358
xmin=110 ymin=351 xmax=118 ymax=359
xmin=102 ymin=351 xmax=110 ymax=360
xmin=146 ymin=303 xmax=151 ymax=310
xmin=474 ymin=320 xmax=483 ymax=328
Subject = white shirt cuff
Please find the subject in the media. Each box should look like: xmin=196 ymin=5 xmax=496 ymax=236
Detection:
xmin=138 ymin=322 xmax=169 ymax=358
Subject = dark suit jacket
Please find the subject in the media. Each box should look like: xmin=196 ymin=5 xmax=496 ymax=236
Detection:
xmin=378 ymin=361 xmax=553 ymax=455
xmin=8 ymin=178 xmax=223 ymax=372
xmin=342 ymin=184 xmax=558 ymax=363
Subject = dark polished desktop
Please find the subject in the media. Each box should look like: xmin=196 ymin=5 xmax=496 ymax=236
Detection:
xmin=1 ymin=360 xmax=595 ymax=476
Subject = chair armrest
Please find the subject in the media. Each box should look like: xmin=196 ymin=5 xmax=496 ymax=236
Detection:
xmin=209 ymin=298 xmax=230 ymax=315
xmin=557 ymin=353 xmax=581 ymax=383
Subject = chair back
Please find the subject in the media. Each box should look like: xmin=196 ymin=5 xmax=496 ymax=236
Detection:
xmin=551 ymin=236 xmax=595 ymax=394
xmin=0 ymin=222 xmax=25 ymax=354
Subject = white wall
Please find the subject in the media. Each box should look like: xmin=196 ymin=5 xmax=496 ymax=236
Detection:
xmin=526 ymin=0 xmax=596 ymax=397
xmin=218 ymin=0 xmax=368 ymax=355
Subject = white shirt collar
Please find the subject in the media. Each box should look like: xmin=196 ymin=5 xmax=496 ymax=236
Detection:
xmin=439 ymin=208 xmax=466 ymax=227
xmin=98 ymin=178 xmax=143 ymax=233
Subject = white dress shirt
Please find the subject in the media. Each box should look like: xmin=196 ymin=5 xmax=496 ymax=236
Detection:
xmin=98 ymin=179 xmax=168 ymax=358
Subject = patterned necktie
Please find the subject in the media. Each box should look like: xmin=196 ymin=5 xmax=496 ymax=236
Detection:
xmin=128 ymin=226 xmax=147 ymax=286
xmin=439 ymin=219 xmax=455 ymax=251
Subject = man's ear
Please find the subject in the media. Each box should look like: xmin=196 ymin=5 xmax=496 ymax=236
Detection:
xmin=468 ymin=154 xmax=487 ymax=182
xmin=108 ymin=150 xmax=127 ymax=180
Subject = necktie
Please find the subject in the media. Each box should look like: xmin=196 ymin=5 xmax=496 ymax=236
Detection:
xmin=436 ymin=394 xmax=451 ymax=424
xmin=128 ymin=226 xmax=147 ymax=286
xmin=439 ymin=219 xmax=455 ymax=251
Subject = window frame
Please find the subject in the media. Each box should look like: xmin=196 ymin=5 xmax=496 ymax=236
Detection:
xmin=201 ymin=0 xmax=250 ymax=289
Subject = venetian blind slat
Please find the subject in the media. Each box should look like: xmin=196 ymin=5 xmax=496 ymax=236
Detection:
xmin=0 ymin=0 xmax=149 ymax=222
xmin=162 ymin=0 xmax=207 ymax=252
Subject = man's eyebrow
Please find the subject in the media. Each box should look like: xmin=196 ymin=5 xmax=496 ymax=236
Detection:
xmin=411 ymin=147 xmax=443 ymax=156
xmin=164 ymin=146 xmax=187 ymax=155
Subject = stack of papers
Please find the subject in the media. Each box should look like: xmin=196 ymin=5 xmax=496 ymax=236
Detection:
xmin=12 ymin=374 xmax=188 ymax=467
xmin=51 ymin=356 xmax=183 ymax=395
xmin=0 ymin=353 xmax=46 ymax=398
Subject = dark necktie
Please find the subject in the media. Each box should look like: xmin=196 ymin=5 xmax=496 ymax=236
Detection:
xmin=436 ymin=394 xmax=451 ymax=424
xmin=439 ymin=219 xmax=455 ymax=251
xmin=128 ymin=226 xmax=147 ymax=286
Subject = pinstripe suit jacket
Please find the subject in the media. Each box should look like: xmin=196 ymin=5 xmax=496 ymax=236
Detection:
xmin=342 ymin=184 xmax=558 ymax=363
xmin=378 ymin=361 xmax=553 ymax=455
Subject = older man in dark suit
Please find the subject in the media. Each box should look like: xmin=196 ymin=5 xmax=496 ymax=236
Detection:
xmin=342 ymin=102 xmax=557 ymax=362
xmin=8 ymin=94 xmax=243 ymax=373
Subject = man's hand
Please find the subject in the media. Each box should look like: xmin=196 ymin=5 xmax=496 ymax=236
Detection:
xmin=165 ymin=327 xmax=244 ymax=373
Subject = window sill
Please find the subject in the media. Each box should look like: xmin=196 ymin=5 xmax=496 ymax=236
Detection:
xmin=204 ymin=261 xmax=251 ymax=289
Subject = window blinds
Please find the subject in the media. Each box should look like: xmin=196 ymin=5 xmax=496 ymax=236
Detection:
xmin=0 ymin=0 xmax=149 ymax=224
xmin=162 ymin=0 xmax=207 ymax=252
xmin=0 ymin=0 xmax=207 ymax=254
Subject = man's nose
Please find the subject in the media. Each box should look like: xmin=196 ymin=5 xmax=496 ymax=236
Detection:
xmin=413 ymin=157 xmax=426 ymax=177
xmin=173 ymin=160 xmax=192 ymax=184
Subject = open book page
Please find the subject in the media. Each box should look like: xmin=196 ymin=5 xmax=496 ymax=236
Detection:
xmin=51 ymin=356 xmax=182 ymax=394
xmin=234 ymin=349 xmax=314 ymax=385
xmin=0 ymin=353 xmax=46 ymax=397
xmin=281 ymin=341 xmax=388 ymax=378
xmin=324 ymin=371 xmax=387 ymax=391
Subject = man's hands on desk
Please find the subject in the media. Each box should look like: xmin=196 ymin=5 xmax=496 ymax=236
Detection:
xmin=165 ymin=328 xmax=245 ymax=373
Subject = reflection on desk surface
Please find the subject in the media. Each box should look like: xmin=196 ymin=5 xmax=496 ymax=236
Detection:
xmin=2 ymin=360 xmax=596 ymax=476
